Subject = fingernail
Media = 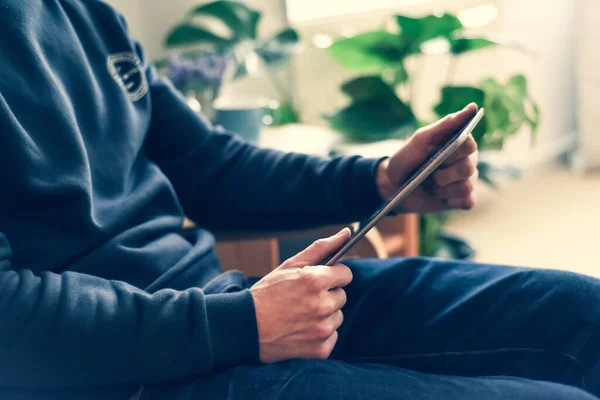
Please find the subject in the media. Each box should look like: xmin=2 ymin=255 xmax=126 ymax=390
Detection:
xmin=336 ymin=228 xmax=350 ymax=238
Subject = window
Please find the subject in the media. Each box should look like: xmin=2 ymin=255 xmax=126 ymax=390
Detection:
xmin=286 ymin=0 xmax=432 ymax=23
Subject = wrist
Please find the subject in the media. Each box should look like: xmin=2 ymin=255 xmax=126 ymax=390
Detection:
xmin=376 ymin=158 xmax=396 ymax=201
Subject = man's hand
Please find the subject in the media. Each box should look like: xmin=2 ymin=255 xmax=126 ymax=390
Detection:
xmin=378 ymin=103 xmax=480 ymax=214
xmin=250 ymin=229 xmax=353 ymax=364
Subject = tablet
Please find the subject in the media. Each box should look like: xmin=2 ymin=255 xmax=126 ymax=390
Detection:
xmin=323 ymin=108 xmax=485 ymax=266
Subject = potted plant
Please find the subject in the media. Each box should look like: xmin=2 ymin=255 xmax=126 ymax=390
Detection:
xmin=165 ymin=52 xmax=230 ymax=116
xmin=157 ymin=0 xmax=303 ymax=124
xmin=323 ymin=12 xmax=540 ymax=259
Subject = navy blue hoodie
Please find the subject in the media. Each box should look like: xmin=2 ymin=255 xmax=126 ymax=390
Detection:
xmin=0 ymin=0 xmax=384 ymax=390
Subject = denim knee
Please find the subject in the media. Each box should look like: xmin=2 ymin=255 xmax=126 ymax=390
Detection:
xmin=521 ymin=268 xmax=600 ymax=320
xmin=544 ymin=385 xmax=599 ymax=400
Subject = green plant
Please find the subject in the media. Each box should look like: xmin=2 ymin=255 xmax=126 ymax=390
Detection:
xmin=324 ymin=12 xmax=540 ymax=258
xmin=159 ymin=0 xmax=302 ymax=125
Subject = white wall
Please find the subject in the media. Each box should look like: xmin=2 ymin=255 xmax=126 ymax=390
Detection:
xmin=501 ymin=0 xmax=577 ymax=165
xmin=104 ymin=0 xmax=204 ymax=58
xmin=575 ymin=0 xmax=600 ymax=171
xmin=104 ymin=0 xmax=287 ymax=99
xmin=103 ymin=0 xmax=288 ymax=58
xmin=102 ymin=0 xmax=144 ymax=39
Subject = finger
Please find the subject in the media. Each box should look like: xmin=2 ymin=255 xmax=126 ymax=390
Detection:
xmin=297 ymin=329 xmax=338 ymax=359
xmin=326 ymin=264 xmax=354 ymax=289
xmin=415 ymin=103 xmax=478 ymax=146
xmin=329 ymin=309 xmax=344 ymax=331
xmin=282 ymin=228 xmax=352 ymax=269
xmin=312 ymin=310 xmax=344 ymax=340
xmin=328 ymin=288 xmax=347 ymax=312
xmin=318 ymin=330 xmax=338 ymax=359
xmin=434 ymin=157 xmax=477 ymax=187
xmin=299 ymin=329 xmax=340 ymax=359
xmin=310 ymin=264 xmax=353 ymax=290
xmin=443 ymin=136 xmax=478 ymax=166
xmin=445 ymin=194 xmax=476 ymax=210
xmin=434 ymin=179 xmax=474 ymax=200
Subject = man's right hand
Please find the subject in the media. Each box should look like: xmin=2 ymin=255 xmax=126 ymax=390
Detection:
xmin=250 ymin=228 xmax=353 ymax=364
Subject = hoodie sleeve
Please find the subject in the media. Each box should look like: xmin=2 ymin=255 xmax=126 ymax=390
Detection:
xmin=140 ymin=58 xmax=385 ymax=232
xmin=0 ymin=232 xmax=259 ymax=388
xmin=0 ymin=4 xmax=262 ymax=389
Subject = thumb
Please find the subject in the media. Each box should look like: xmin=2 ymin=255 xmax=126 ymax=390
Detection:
xmin=419 ymin=103 xmax=478 ymax=145
xmin=280 ymin=228 xmax=352 ymax=269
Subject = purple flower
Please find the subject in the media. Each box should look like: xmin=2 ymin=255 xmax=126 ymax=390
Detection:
xmin=167 ymin=52 xmax=230 ymax=93
xmin=167 ymin=54 xmax=194 ymax=90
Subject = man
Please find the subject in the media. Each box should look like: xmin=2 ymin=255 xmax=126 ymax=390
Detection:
xmin=0 ymin=1 xmax=598 ymax=399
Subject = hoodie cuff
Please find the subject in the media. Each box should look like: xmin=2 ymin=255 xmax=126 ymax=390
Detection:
xmin=205 ymin=290 xmax=260 ymax=369
xmin=343 ymin=157 xmax=388 ymax=220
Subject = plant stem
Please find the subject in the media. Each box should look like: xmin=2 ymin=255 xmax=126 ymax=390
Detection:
xmin=266 ymin=71 xmax=293 ymax=104
xmin=407 ymin=73 xmax=415 ymax=107
xmin=446 ymin=57 xmax=458 ymax=84
xmin=265 ymin=70 xmax=302 ymax=124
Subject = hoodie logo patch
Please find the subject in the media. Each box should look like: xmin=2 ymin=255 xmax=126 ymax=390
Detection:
xmin=107 ymin=52 xmax=149 ymax=102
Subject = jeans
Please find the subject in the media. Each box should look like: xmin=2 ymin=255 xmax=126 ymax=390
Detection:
xmin=142 ymin=257 xmax=600 ymax=399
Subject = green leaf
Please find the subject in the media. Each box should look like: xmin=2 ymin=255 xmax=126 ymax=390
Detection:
xmin=230 ymin=52 xmax=249 ymax=79
xmin=437 ymin=233 xmax=476 ymax=260
xmin=481 ymin=77 xmax=520 ymax=142
xmin=478 ymin=75 xmax=540 ymax=149
xmin=450 ymin=37 xmax=498 ymax=55
xmin=326 ymin=99 xmax=416 ymax=142
xmin=419 ymin=213 xmax=452 ymax=257
xmin=508 ymin=74 xmax=528 ymax=97
xmin=478 ymin=160 xmax=522 ymax=189
xmin=268 ymin=101 xmax=301 ymax=126
xmin=392 ymin=62 xmax=409 ymax=85
xmin=327 ymin=31 xmax=406 ymax=72
xmin=189 ymin=0 xmax=261 ymax=40
xmin=326 ymin=77 xmax=416 ymax=142
xmin=477 ymin=161 xmax=498 ymax=189
xmin=164 ymin=24 xmax=231 ymax=48
xmin=340 ymin=76 xmax=396 ymax=101
xmin=434 ymin=86 xmax=485 ymax=113
xmin=163 ymin=1 xmax=300 ymax=87
xmin=153 ymin=58 xmax=169 ymax=70
xmin=434 ymin=86 xmax=487 ymax=144
xmin=526 ymin=102 xmax=541 ymax=142
xmin=255 ymin=28 xmax=301 ymax=68
xmin=396 ymin=13 xmax=462 ymax=44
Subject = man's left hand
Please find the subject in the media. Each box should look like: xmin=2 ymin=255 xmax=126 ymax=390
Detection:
xmin=377 ymin=103 xmax=479 ymax=214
